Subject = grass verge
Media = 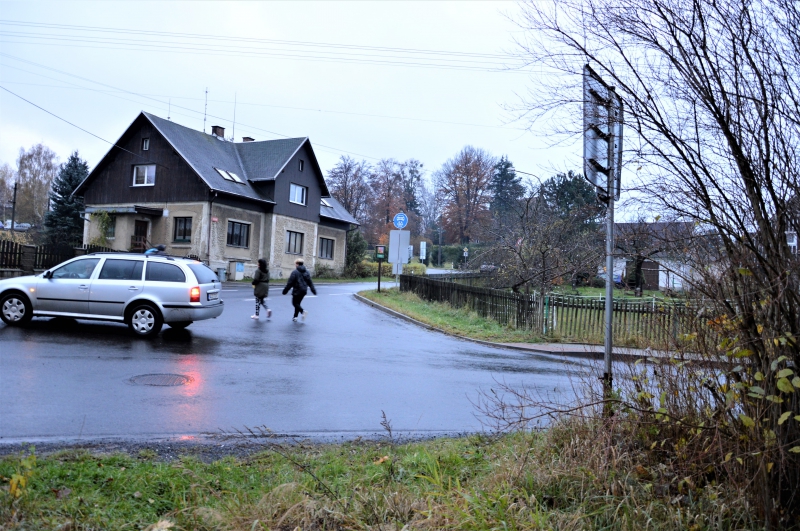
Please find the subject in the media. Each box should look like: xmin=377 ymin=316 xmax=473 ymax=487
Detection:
xmin=1 ymin=427 xmax=758 ymax=530
xmin=359 ymin=288 xmax=544 ymax=343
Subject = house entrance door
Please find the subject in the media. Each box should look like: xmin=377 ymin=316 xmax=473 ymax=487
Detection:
xmin=132 ymin=220 xmax=149 ymax=251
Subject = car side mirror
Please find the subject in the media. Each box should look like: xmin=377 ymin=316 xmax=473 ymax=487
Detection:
xmin=43 ymin=270 xmax=52 ymax=279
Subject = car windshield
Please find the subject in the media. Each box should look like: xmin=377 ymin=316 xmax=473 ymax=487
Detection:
xmin=188 ymin=263 xmax=219 ymax=284
xmin=51 ymin=258 xmax=101 ymax=280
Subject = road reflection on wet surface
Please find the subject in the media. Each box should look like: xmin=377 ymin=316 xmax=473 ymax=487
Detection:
xmin=0 ymin=283 xmax=589 ymax=443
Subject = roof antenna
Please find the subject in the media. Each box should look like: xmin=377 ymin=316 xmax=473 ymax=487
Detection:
xmin=168 ymin=98 xmax=171 ymax=120
xmin=232 ymin=92 xmax=237 ymax=142
xmin=203 ymin=87 xmax=208 ymax=133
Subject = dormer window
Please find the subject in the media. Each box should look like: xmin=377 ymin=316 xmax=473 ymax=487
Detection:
xmin=299 ymin=159 xmax=305 ymax=172
xmin=321 ymin=198 xmax=331 ymax=207
xmin=214 ymin=167 xmax=244 ymax=184
xmin=142 ymin=138 xmax=150 ymax=151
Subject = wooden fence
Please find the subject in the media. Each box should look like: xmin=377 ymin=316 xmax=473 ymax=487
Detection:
xmin=400 ymin=274 xmax=696 ymax=347
xmin=0 ymin=240 xmax=23 ymax=268
xmin=34 ymin=244 xmax=77 ymax=270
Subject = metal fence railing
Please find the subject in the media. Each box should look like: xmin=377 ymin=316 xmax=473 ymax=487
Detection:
xmin=0 ymin=240 xmax=23 ymax=269
xmin=400 ymin=274 xmax=696 ymax=347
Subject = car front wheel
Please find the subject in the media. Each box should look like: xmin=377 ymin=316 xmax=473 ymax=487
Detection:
xmin=0 ymin=292 xmax=33 ymax=326
xmin=127 ymin=303 xmax=163 ymax=338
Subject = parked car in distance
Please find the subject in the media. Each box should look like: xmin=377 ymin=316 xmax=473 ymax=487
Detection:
xmin=2 ymin=220 xmax=31 ymax=231
xmin=480 ymin=264 xmax=498 ymax=273
xmin=0 ymin=253 xmax=224 ymax=337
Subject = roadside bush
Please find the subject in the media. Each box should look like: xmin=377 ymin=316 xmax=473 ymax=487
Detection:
xmin=402 ymin=263 xmax=426 ymax=275
xmin=314 ymin=263 xmax=339 ymax=279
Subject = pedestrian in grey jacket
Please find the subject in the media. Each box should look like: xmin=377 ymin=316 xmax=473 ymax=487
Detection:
xmin=282 ymin=258 xmax=316 ymax=321
xmin=251 ymin=258 xmax=271 ymax=320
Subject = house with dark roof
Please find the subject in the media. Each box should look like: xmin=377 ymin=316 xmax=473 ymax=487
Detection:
xmin=74 ymin=112 xmax=358 ymax=279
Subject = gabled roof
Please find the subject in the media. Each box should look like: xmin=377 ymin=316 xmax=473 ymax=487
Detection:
xmin=320 ymin=196 xmax=359 ymax=225
xmin=74 ymin=112 xmax=332 ymax=202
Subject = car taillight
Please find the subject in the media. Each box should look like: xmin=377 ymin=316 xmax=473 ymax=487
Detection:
xmin=190 ymin=286 xmax=201 ymax=302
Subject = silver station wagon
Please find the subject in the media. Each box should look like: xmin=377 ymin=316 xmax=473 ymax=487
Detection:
xmin=0 ymin=253 xmax=224 ymax=337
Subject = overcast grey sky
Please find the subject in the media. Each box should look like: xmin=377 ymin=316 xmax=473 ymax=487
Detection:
xmin=0 ymin=1 xmax=579 ymax=183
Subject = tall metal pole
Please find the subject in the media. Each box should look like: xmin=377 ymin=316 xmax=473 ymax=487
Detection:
xmin=10 ymin=181 xmax=18 ymax=233
xmin=603 ymin=88 xmax=617 ymax=409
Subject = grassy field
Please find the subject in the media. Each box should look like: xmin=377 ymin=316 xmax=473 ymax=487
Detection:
xmin=0 ymin=426 xmax=756 ymax=530
xmin=360 ymin=288 xmax=544 ymax=343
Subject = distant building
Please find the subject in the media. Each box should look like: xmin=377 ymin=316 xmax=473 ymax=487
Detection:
xmin=74 ymin=112 xmax=358 ymax=278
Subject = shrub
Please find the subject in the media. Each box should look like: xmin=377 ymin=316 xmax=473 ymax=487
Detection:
xmin=402 ymin=263 xmax=426 ymax=275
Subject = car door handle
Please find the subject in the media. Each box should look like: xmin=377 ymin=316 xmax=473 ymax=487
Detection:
xmin=79 ymin=284 xmax=89 ymax=290
xmin=128 ymin=286 xmax=140 ymax=291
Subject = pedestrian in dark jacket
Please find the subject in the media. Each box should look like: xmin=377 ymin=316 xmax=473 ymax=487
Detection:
xmin=251 ymin=258 xmax=271 ymax=320
xmin=282 ymin=258 xmax=316 ymax=321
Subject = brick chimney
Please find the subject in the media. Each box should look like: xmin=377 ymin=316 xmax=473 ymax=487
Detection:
xmin=211 ymin=125 xmax=225 ymax=138
xmin=242 ymin=136 xmax=255 ymax=142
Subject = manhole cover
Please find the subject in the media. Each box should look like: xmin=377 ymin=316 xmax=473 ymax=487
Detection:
xmin=130 ymin=374 xmax=192 ymax=386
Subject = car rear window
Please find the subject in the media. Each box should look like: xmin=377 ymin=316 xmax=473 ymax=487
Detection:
xmin=145 ymin=262 xmax=186 ymax=283
xmin=188 ymin=263 xmax=219 ymax=284
xmin=99 ymin=259 xmax=143 ymax=281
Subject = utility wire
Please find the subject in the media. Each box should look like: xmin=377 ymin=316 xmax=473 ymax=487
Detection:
xmin=0 ymin=53 xmax=380 ymax=161
xmin=0 ymin=85 xmax=168 ymax=168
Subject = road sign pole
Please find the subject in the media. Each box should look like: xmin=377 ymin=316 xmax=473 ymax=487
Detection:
xmin=378 ymin=259 xmax=382 ymax=293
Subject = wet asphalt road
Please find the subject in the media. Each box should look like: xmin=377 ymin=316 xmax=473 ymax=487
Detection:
xmin=0 ymin=282 xmax=586 ymax=444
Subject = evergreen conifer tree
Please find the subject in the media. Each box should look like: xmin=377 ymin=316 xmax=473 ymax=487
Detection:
xmin=489 ymin=156 xmax=525 ymax=222
xmin=44 ymin=151 xmax=88 ymax=246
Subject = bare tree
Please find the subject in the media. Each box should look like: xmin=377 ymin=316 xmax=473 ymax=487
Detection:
xmin=15 ymin=144 xmax=59 ymax=226
xmin=515 ymin=0 xmax=800 ymax=521
xmin=435 ymin=146 xmax=495 ymax=244
xmin=326 ymin=156 xmax=371 ymax=225
xmin=0 ymin=163 xmax=15 ymax=223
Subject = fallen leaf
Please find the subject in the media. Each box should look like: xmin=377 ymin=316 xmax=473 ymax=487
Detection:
xmin=133 ymin=491 xmax=142 ymax=498
xmin=373 ymin=455 xmax=390 ymax=465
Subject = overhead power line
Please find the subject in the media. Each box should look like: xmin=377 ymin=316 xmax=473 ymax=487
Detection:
xmin=0 ymin=85 xmax=168 ymax=168
xmin=0 ymin=19 xmax=522 ymax=73
xmin=0 ymin=52 xmax=381 ymax=161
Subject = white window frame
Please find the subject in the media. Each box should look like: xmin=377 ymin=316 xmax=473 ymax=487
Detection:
xmin=142 ymin=138 xmax=150 ymax=151
xmin=299 ymin=159 xmax=305 ymax=172
xmin=289 ymin=183 xmax=308 ymax=206
xmin=132 ymin=164 xmax=156 ymax=187
xmin=787 ymin=231 xmax=797 ymax=254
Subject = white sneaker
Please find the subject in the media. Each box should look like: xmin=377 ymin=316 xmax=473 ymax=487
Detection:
xmin=267 ymin=309 xmax=272 ymax=318
xmin=251 ymin=315 xmax=258 ymax=320
xmin=301 ymin=311 xmax=307 ymax=321
xmin=292 ymin=317 xmax=298 ymax=322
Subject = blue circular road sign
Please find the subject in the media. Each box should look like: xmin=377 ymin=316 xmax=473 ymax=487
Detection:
xmin=392 ymin=212 xmax=408 ymax=229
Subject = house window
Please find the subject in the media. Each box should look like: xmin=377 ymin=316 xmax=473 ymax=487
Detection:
xmin=105 ymin=216 xmax=116 ymax=239
xmin=133 ymin=164 xmax=156 ymax=186
xmin=787 ymin=232 xmax=797 ymax=254
xmin=289 ymin=183 xmax=307 ymax=205
xmin=173 ymin=217 xmax=192 ymax=242
xmin=319 ymin=237 xmax=334 ymax=260
xmin=226 ymin=221 xmax=250 ymax=248
xmin=214 ymin=167 xmax=244 ymax=184
xmin=299 ymin=159 xmax=305 ymax=172
xmin=286 ymin=231 xmax=304 ymax=254
xmin=142 ymin=138 xmax=150 ymax=151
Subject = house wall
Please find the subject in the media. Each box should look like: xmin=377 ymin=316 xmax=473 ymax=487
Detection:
xmin=272 ymin=143 xmax=322 ymax=223
xmin=83 ymin=115 xmax=208 ymax=205
xmin=209 ymin=203 xmax=264 ymax=278
xmin=316 ymin=225 xmax=347 ymax=273
xmin=271 ymin=214 xmax=318 ymax=279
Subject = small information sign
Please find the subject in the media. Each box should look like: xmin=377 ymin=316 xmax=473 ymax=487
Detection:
xmin=375 ymin=245 xmax=387 ymax=260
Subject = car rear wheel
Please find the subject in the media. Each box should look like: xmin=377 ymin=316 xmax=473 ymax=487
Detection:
xmin=168 ymin=321 xmax=192 ymax=329
xmin=0 ymin=292 xmax=33 ymax=326
xmin=127 ymin=303 xmax=163 ymax=338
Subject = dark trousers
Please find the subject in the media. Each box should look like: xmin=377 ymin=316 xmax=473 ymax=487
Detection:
xmin=292 ymin=292 xmax=306 ymax=318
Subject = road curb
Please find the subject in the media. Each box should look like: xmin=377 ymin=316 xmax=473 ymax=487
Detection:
xmin=353 ymin=293 xmax=688 ymax=362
